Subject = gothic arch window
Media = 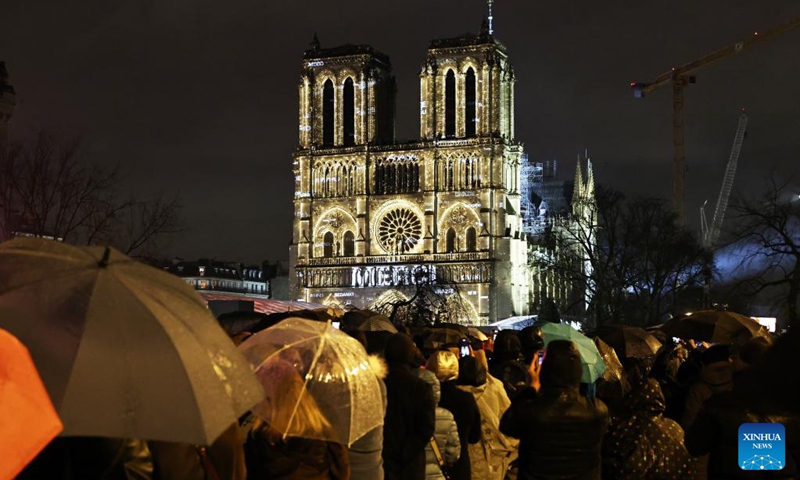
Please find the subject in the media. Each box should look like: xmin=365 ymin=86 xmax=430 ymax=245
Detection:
xmin=466 ymin=227 xmax=477 ymax=252
xmin=412 ymin=163 xmax=420 ymax=191
xmin=343 ymin=78 xmax=355 ymax=146
xmin=375 ymin=164 xmax=384 ymax=194
xmin=399 ymin=163 xmax=407 ymax=192
xmin=445 ymin=158 xmax=454 ymax=190
xmin=465 ymin=68 xmax=476 ymax=138
xmin=323 ymin=231 xmax=334 ymax=258
xmin=445 ymin=70 xmax=456 ymax=138
xmin=324 ymin=165 xmax=331 ymax=197
xmin=446 ymin=228 xmax=457 ymax=253
xmin=343 ymin=231 xmax=355 ymax=257
xmin=322 ymin=79 xmax=334 ymax=147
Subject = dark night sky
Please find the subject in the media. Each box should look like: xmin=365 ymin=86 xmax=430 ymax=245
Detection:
xmin=2 ymin=0 xmax=799 ymax=264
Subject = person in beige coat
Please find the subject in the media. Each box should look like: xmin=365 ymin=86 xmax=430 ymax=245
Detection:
xmin=457 ymin=351 xmax=519 ymax=480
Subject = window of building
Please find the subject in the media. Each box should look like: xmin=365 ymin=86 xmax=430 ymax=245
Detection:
xmin=445 ymin=70 xmax=456 ymax=138
xmin=323 ymin=231 xmax=334 ymax=258
xmin=446 ymin=228 xmax=457 ymax=253
xmin=465 ymin=68 xmax=476 ymax=138
xmin=466 ymin=227 xmax=477 ymax=252
xmin=343 ymin=231 xmax=355 ymax=257
xmin=322 ymin=79 xmax=334 ymax=147
xmin=343 ymin=78 xmax=355 ymax=146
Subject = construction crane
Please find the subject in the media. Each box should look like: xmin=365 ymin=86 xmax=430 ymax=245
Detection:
xmin=701 ymin=109 xmax=748 ymax=249
xmin=631 ymin=15 xmax=800 ymax=226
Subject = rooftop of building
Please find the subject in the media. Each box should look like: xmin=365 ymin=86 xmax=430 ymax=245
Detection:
xmin=303 ymin=36 xmax=392 ymax=66
xmin=428 ymin=19 xmax=506 ymax=52
xmin=166 ymin=259 xmax=265 ymax=281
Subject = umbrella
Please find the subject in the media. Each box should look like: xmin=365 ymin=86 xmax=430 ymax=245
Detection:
xmin=424 ymin=327 xmax=465 ymax=349
xmin=356 ymin=313 xmax=398 ymax=333
xmin=662 ymin=310 xmax=769 ymax=344
xmin=467 ymin=327 xmax=488 ymax=342
xmin=238 ymin=317 xmax=384 ymax=447
xmin=0 ymin=237 xmax=264 ymax=445
xmin=595 ymin=325 xmax=663 ymax=358
xmin=0 ymin=328 xmax=63 ymax=480
xmin=593 ymin=337 xmax=630 ymax=399
xmin=539 ymin=322 xmax=606 ymax=383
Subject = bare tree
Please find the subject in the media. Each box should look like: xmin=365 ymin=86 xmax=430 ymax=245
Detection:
xmin=725 ymin=176 xmax=800 ymax=329
xmin=372 ymin=266 xmax=472 ymax=327
xmin=534 ymin=186 xmax=711 ymax=327
xmin=0 ymin=131 xmax=182 ymax=256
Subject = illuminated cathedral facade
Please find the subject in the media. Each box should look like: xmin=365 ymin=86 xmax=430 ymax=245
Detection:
xmin=290 ymin=23 xmax=575 ymax=325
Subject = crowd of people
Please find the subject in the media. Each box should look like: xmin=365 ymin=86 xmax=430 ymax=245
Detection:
xmin=17 ymin=313 xmax=800 ymax=480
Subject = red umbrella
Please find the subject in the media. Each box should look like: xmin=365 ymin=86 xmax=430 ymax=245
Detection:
xmin=0 ymin=328 xmax=63 ymax=480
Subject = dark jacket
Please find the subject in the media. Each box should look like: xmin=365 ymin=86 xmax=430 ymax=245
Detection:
xmin=382 ymin=333 xmax=436 ymax=480
xmin=499 ymin=340 xmax=609 ymax=480
xmin=601 ymin=378 xmax=695 ymax=480
xmin=685 ymin=390 xmax=800 ymax=480
xmin=150 ymin=422 xmax=246 ymax=480
xmin=439 ymin=380 xmax=482 ymax=480
xmin=488 ymin=330 xmax=530 ymax=401
xmin=245 ymin=426 xmax=349 ymax=480
xmin=17 ymin=437 xmax=153 ymax=480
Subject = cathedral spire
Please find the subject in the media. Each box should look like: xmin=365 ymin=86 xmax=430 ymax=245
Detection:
xmin=572 ymin=155 xmax=584 ymax=207
xmin=487 ymin=0 xmax=495 ymax=36
xmin=310 ymin=32 xmax=321 ymax=51
xmin=585 ymin=157 xmax=595 ymax=198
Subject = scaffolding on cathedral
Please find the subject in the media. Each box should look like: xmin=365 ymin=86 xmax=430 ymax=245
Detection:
xmin=520 ymin=154 xmax=545 ymax=236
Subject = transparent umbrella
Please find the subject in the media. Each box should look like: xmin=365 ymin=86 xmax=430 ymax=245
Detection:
xmin=238 ymin=317 xmax=384 ymax=447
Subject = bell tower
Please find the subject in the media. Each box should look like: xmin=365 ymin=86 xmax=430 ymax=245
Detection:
xmin=298 ymin=36 xmax=396 ymax=149
xmin=419 ymin=19 xmax=515 ymax=141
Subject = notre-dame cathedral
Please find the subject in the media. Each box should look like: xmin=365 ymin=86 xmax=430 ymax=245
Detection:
xmin=289 ymin=20 xmax=594 ymax=325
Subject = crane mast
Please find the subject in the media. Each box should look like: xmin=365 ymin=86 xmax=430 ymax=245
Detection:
xmin=706 ymin=110 xmax=748 ymax=247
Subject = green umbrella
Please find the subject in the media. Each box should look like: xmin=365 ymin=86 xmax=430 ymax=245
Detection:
xmin=539 ymin=322 xmax=606 ymax=383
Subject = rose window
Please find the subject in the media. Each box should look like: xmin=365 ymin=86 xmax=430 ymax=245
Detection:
xmin=378 ymin=208 xmax=422 ymax=254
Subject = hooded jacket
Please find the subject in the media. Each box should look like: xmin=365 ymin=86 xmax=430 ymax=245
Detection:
xmin=601 ymin=379 xmax=695 ymax=480
xmin=414 ymin=369 xmax=461 ymax=480
xmin=499 ymin=340 xmax=609 ymax=480
xmin=457 ymin=356 xmax=519 ymax=480
xmin=382 ymin=334 xmax=436 ymax=480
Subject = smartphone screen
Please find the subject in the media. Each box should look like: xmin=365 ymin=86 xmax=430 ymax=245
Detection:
xmin=538 ymin=351 xmax=545 ymax=365
xmin=332 ymin=321 xmax=341 ymax=330
xmin=459 ymin=338 xmax=470 ymax=357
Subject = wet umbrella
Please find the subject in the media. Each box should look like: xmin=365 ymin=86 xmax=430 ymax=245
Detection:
xmin=424 ymin=327 xmax=465 ymax=349
xmin=662 ymin=310 xmax=769 ymax=344
xmin=238 ymin=317 xmax=384 ymax=447
xmin=355 ymin=312 xmax=398 ymax=333
xmin=0 ymin=328 xmax=63 ymax=480
xmin=595 ymin=324 xmax=663 ymax=358
xmin=593 ymin=337 xmax=630 ymax=399
xmin=467 ymin=327 xmax=488 ymax=342
xmin=539 ymin=322 xmax=606 ymax=383
xmin=0 ymin=237 xmax=264 ymax=445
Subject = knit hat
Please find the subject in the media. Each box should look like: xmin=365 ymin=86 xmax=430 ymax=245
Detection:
xmin=427 ymin=350 xmax=459 ymax=382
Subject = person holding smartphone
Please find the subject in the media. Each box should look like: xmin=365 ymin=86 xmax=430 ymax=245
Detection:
xmin=499 ymin=341 xmax=609 ymax=480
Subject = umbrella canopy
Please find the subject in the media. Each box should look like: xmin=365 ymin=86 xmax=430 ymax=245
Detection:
xmin=467 ymin=327 xmax=488 ymax=342
xmin=539 ymin=322 xmax=606 ymax=383
xmin=0 ymin=237 xmax=264 ymax=445
xmin=238 ymin=317 xmax=384 ymax=447
xmin=593 ymin=337 xmax=630 ymax=399
xmin=0 ymin=328 xmax=63 ymax=480
xmin=662 ymin=310 xmax=769 ymax=344
xmin=424 ymin=327 xmax=465 ymax=349
xmin=355 ymin=313 xmax=398 ymax=333
xmin=595 ymin=325 xmax=663 ymax=358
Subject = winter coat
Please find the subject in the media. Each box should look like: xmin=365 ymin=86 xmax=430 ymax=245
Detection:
xmin=244 ymin=424 xmax=349 ymax=480
xmin=488 ymin=331 xmax=530 ymax=401
xmin=414 ymin=369 xmax=461 ymax=480
xmin=17 ymin=436 xmax=153 ymax=480
xmin=499 ymin=340 xmax=609 ymax=480
xmin=680 ymin=360 xmax=733 ymax=430
xmin=382 ymin=334 xmax=436 ymax=480
xmin=149 ymin=422 xmax=246 ymax=480
xmin=458 ymin=374 xmax=519 ymax=480
xmin=438 ymin=381 xmax=482 ymax=480
xmin=348 ymin=356 xmax=389 ymax=480
xmin=601 ymin=378 xmax=695 ymax=480
xmin=686 ymin=389 xmax=800 ymax=480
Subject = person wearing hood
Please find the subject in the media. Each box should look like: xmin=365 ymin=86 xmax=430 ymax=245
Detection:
xmin=427 ymin=350 xmax=481 ymax=480
xmin=488 ymin=330 xmax=530 ymax=401
xmin=680 ymin=344 xmax=734 ymax=430
xmin=457 ymin=354 xmax=518 ymax=480
xmin=381 ymin=333 xmax=436 ymax=480
xmin=499 ymin=340 xmax=609 ymax=480
xmin=601 ymin=378 xmax=695 ymax=479
xmin=413 ymin=369 xmax=461 ymax=480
